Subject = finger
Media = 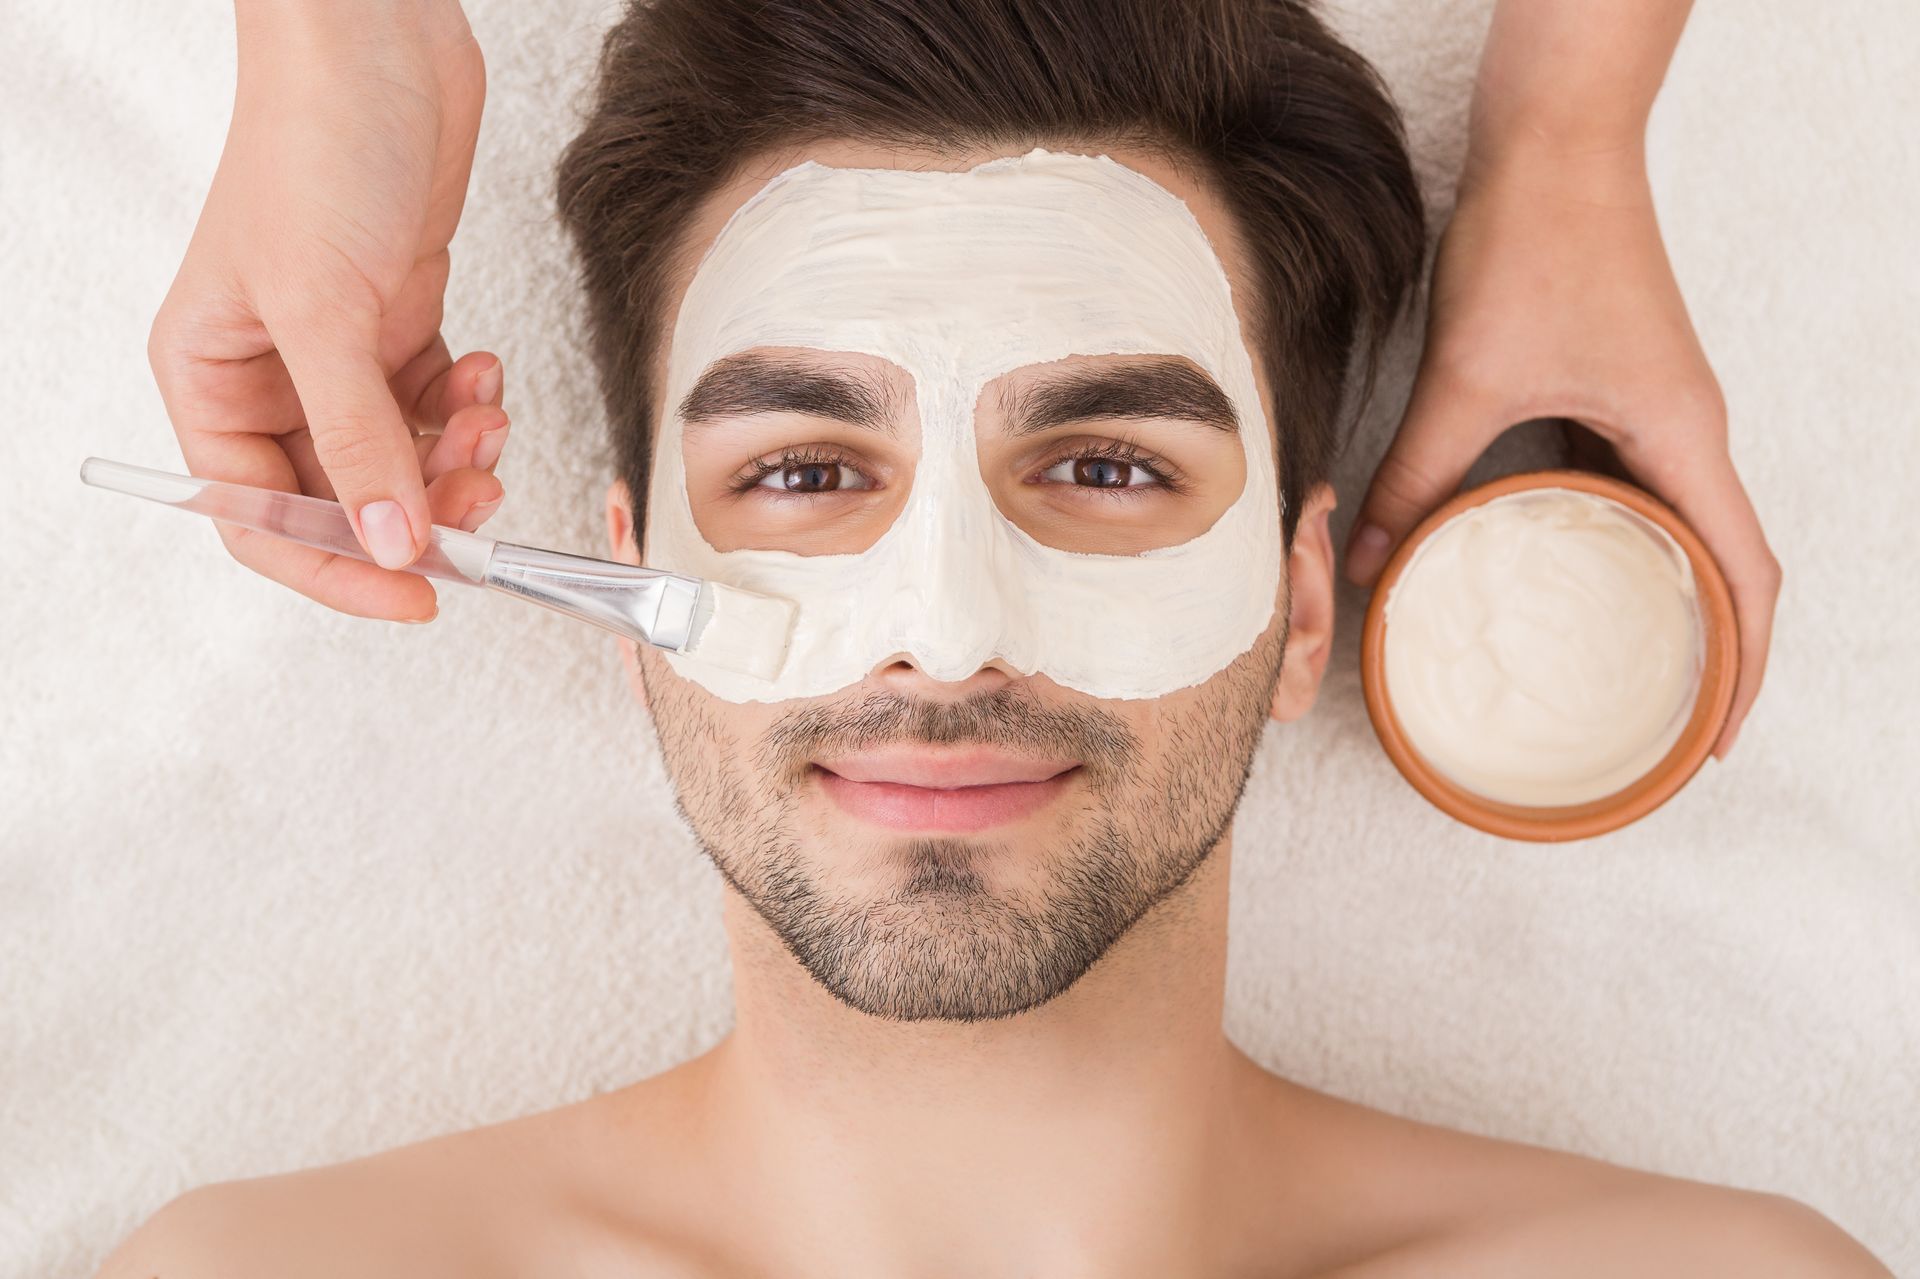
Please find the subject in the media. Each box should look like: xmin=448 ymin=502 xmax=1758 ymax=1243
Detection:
xmin=213 ymin=521 xmax=441 ymax=622
xmin=281 ymin=429 xmax=337 ymax=501
xmin=389 ymin=331 xmax=457 ymax=435
xmin=155 ymin=339 xmax=312 ymax=491
xmin=295 ymin=402 xmax=508 ymax=519
xmin=421 ymin=403 xmax=510 ymax=482
xmin=153 ymin=343 xmax=308 ymax=441
xmin=169 ymin=396 xmax=438 ymax=622
xmin=1613 ymin=429 xmax=1781 ymax=761
xmin=1345 ymin=369 xmax=1503 ymax=586
xmin=268 ymin=292 xmax=431 ymax=572
xmin=424 ymin=466 xmax=506 ymax=533
xmin=408 ymin=348 xmax=504 ymax=437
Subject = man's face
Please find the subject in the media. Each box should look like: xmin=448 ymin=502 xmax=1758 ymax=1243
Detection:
xmin=607 ymin=140 xmax=1337 ymax=1023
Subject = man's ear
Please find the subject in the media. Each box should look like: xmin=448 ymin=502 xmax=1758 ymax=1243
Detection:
xmin=1270 ymin=482 xmax=1338 ymax=723
xmin=606 ymin=478 xmax=650 ymax=712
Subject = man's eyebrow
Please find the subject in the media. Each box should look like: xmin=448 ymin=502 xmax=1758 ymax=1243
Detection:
xmin=999 ymin=359 xmax=1240 ymax=438
xmin=676 ymin=351 xmax=901 ymax=435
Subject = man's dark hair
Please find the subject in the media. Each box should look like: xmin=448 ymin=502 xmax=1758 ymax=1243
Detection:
xmin=556 ymin=0 xmax=1426 ymax=551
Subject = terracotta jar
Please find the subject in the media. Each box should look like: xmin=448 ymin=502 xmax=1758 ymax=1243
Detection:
xmin=1359 ymin=468 xmax=1739 ymax=842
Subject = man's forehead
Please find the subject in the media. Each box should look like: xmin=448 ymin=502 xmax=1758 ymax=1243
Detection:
xmin=663 ymin=149 xmax=1256 ymax=393
xmin=664 ymin=140 xmax=1258 ymax=293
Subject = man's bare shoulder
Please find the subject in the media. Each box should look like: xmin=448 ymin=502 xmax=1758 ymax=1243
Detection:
xmin=94 ymin=1176 xmax=372 ymax=1279
xmin=92 ymin=1144 xmax=517 ymax=1279
xmin=1308 ymin=1180 xmax=1891 ymax=1278
xmin=87 ymin=1088 xmax=700 ymax=1279
xmin=1265 ymin=1080 xmax=1889 ymax=1278
xmin=95 ymin=1171 xmax=724 ymax=1279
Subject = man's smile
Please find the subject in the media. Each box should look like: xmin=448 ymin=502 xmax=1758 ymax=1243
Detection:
xmin=811 ymin=746 xmax=1081 ymax=833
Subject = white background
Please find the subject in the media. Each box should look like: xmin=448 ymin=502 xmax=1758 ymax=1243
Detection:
xmin=3 ymin=0 xmax=1915 ymax=1274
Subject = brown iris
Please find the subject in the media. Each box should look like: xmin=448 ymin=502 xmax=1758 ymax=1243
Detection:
xmin=784 ymin=461 xmax=843 ymax=492
xmin=1073 ymin=457 xmax=1130 ymax=488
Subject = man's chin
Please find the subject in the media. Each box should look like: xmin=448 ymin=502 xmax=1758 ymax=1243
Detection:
xmin=768 ymin=876 xmax=1114 ymax=1024
xmin=740 ymin=791 xmax=1138 ymax=1023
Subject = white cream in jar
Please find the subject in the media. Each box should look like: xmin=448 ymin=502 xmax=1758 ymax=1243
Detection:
xmin=1381 ymin=487 xmax=1705 ymax=808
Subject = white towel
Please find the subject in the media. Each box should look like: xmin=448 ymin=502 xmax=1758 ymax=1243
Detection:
xmin=3 ymin=1 xmax=1914 ymax=1274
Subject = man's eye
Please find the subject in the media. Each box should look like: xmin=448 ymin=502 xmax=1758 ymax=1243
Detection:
xmin=748 ymin=457 xmax=875 ymax=493
xmin=1038 ymin=455 xmax=1167 ymax=490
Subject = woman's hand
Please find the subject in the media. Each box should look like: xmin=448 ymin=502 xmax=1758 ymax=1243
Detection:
xmin=148 ymin=0 xmax=500 ymax=623
xmin=1342 ymin=142 xmax=1781 ymax=760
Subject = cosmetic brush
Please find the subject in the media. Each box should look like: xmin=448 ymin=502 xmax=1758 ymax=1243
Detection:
xmin=79 ymin=456 xmax=795 ymax=681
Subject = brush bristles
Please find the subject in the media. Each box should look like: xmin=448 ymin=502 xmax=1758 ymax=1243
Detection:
xmin=681 ymin=582 xmax=797 ymax=681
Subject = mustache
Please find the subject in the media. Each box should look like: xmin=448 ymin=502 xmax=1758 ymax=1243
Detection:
xmin=754 ymin=685 xmax=1141 ymax=788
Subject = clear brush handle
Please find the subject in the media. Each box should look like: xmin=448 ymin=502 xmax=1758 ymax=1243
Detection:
xmin=78 ymin=456 xmax=703 ymax=650
xmin=78 ymin=456 xmax=496 ymax=583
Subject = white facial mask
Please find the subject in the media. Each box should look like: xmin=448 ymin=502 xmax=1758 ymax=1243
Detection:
xmin=646 ymin=147 xmax=1283 ymax=702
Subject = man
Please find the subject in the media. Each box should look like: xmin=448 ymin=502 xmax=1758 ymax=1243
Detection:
xmin=103 ymin=0 xmax=1881 ymax=1275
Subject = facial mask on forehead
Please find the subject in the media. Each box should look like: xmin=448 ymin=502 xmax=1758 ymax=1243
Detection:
xmin=647 ymin=147 xmax=1283 ymax=702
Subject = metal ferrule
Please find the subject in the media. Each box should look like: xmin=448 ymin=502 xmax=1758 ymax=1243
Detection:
xmin=481 ymin=542 xmax=702 ymax=651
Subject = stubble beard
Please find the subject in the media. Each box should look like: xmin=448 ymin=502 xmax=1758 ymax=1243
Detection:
xmin=641 ymin=617 xmax=1287 ymax=1023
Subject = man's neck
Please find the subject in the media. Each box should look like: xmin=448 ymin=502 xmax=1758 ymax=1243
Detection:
xmin=694 ymin=833 xmax=1267 ymax=1276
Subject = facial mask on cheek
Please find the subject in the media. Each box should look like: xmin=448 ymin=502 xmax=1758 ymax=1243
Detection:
xmin=646 ymin=148 xmax=1283 ymax=702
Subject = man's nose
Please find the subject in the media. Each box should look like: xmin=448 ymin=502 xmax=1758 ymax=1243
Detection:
xmin=865 ymin=652 xmax=1021 ymax=702
xmin=876 ymin=452 xmax=1022 ymax=681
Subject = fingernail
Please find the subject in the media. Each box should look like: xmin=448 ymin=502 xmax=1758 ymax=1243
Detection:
xmin=474 ymin=359 xmax=503 ymax=406
xmin=1345 ymin=522 xmax=1392 ymax=582
xmin=402 ymin=606 xmax=438 ymax=625
xmin=474 ymin=425 xmax=508 ymax=470
xmin=459 ymin=497 xmax=502 ymax=533
xmin=359 ymin=500 xmax=417 ymax=569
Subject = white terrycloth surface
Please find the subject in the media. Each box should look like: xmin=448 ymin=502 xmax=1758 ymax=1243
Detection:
xmin=5 ymin=1 xmax=1916 ymax=1274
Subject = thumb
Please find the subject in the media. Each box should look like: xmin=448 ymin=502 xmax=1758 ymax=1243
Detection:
xmin=273 ymin=303 xmax=429 ymax=571
xmin=1344 ymin=372 xmax=1496 ymax=587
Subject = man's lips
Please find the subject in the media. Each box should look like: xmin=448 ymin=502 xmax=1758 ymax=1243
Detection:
xmin=819 ymin=746 xmax=1076 ymax=789
xmin=812 ymin=746 xmax=1080 ymax=834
